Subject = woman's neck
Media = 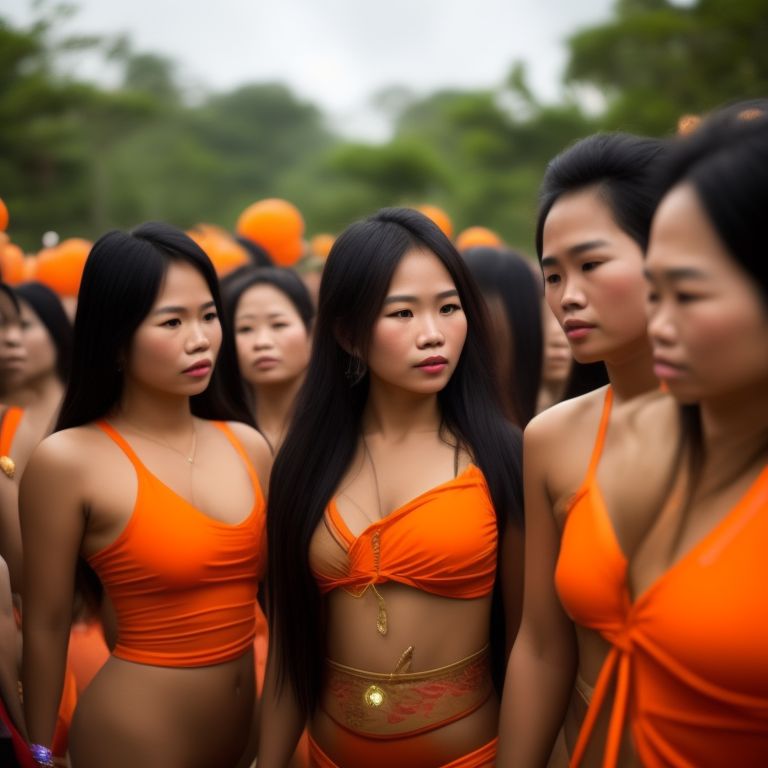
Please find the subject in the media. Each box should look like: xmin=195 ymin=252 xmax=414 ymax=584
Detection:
xmin=253 ymin=376 xmax=304 ymax=452
xmin=1 ymin=373 xmax=63 ymax=410
xmin=604 ymin=338 xmax=658 ymax=404
xmin=363 ymin=378 xmax=442 ymax=442
xmin=116 ymin=384 xmax=193 ymax=434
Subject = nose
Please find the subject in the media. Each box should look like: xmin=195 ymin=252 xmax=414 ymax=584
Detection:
xmin=252 ymin=327 xmax=274 ymax=350
xmin=559 ymin=275 xmax=587 ymax=311
xmin=416 ymin=313 xmax=445 ymax=349
xmin=646 ymin=301 xmax=676 ymax=348
xmin=185 ymin=319 xmax=212 ymax=353
xmin=1 ymin=322 xmax=22 ymax=347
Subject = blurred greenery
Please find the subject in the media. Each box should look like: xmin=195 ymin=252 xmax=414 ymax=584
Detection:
xmin=2 ymin=0 xmax=767 ymax=253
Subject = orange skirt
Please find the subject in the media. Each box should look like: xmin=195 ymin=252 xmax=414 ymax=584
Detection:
xmin=308 ymin=733 xmax=497 ymax=768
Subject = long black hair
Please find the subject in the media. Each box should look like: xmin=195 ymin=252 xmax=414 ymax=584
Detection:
xmin=267 ymin=207 xmax=523 ymax=716
xmin=463 ymin=246 xmax=543 ymax=428
xmin=15 ymin=281 xmax=73 ymax=385
xmin=55 ymin=221 xmax=253 ymax=431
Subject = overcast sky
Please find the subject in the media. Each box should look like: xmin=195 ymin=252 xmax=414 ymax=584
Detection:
xmin=6 ymin=0 xmax=617 ymax=139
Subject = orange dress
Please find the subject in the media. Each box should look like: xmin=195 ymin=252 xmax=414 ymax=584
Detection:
xmin=88 ymin=420 xmax=266 ymax=666
xmin=308 ymin=464 xmax=499 ymax=768
xmin=555 ymin=388 xmax=768 ymax=767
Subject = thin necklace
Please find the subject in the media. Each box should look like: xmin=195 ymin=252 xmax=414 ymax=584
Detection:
xmin=120 ymin=419 xmax=198 ymax=464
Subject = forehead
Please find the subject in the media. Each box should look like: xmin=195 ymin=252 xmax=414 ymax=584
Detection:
xmin=543 ymin=187 xmax=621 ymax=247
xmin=387 ymin=247 xmax=455 ymax=291
xmin=236 ymin=283 xmax=297 ymax=315
xmin=153 ymin=260 xmax=211 ymax=302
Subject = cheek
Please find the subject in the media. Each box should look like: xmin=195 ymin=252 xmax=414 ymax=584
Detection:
xmin=596 ymin=267 xmax=648 ymax=329
xmin=368 ymin=324 xmax=406 ymax=369
xmin=281 ymin=329 xmax=311 ymax=367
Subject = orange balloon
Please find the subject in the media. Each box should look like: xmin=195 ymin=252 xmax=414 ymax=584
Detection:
xmin=236 ymin=198 xmax=305 ymax=267
xmin=0 ymin=198 xmax=8 ymax=233
xmin=35 ymin=238 xmax=92 ymax=296
xmin=309 ymin=233 xmax=335 ymax=261
xmin=23 ymin=255 xmax=37 ymax=280
xmin=188 ymin=224 xmax=249 ymax=277
xmin=455 ymin=226 xmax=503 ymax=252
xmin=415 ymin=204 xmax=453 ymax=239
xmin=0 ymin=242 xmax=26 ymax=284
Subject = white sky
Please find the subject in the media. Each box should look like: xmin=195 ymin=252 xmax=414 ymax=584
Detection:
xmin=5 ymin=0 xmax=617 ymax=139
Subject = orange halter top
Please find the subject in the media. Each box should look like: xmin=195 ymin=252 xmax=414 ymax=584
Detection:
xmin=0 ymin=406 xmax=23 ymax=477
xmin=555 ymin=387 xmax=768 ymax=767
xmin=310 ymin=465 xmax=497 ymax=599
xmin=87 ymin=420 xmax=266 ymax=668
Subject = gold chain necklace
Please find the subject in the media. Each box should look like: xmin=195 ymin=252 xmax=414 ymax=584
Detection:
xmin=120 ymin=419 xmax=198 ymax=465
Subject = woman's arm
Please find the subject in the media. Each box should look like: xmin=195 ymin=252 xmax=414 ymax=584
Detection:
xmin=257 ymin=638 xmax=306 ymax=768
xmin=497 ymin=419 xmax=577 ymax=767
xmin=0 ymin=556 xmax=26 ymax=739
xmin=20 ymin=435 xmax=85 ymax=751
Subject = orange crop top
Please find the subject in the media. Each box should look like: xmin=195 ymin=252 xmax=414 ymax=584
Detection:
xmin=310 ymin=465 xmax=497 ymax=599
xmin=87 ymin=421 xmax=266 ymax=668
xmin=555 ymin=387 xmax=768 ymax=767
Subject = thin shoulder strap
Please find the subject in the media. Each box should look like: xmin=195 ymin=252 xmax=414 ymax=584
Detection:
xmin=212 ymin=422 xmax=263 ymax=501
xmin=0 ymin=407 xmax=24 ymax=456
xmin=585 ymin=387 xmax=613 ymax=479
xmin=96 ymin=420 xmax=146 ymax=471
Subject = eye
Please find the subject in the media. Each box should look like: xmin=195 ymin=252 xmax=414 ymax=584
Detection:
xmin=203 ymin=311 xmax=218 ymax=322
xmin=20 ymin=320 xmax=32 ymax=330
xmin=675 ymin=292 xmax=699 ymax=304
xmin=161 ymin=318 xmax=182 ymax=328
xmin=236 ymin=324 xmax=253 ymax=334
xmin=440 ymin=303 xmax=462 ymax=315
xmin=581 ymin=261 xmax=601 ymax=272
xmin=388 ymin=309 xmax=413 ymax=319
xmin=646 ymin=290 xmax=659 ymax=304
xmin=272 ymin=322 xmax=289 ymax=330
xmin=544 ymin=273 xmax=560 ymax=285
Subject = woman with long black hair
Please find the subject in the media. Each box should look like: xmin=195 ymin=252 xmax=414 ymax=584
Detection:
xmin=20 ymin=222 xmax=271 ymax=768
xmin=259 ymin=207 xmax=523 ymax=768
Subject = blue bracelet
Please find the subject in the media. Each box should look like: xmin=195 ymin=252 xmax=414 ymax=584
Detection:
xmin=29 ymin=743 xmax=54 ymax=767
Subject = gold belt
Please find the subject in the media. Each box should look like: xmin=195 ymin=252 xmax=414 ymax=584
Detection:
xmin=321 ymin=645 xmax=492 ymax=739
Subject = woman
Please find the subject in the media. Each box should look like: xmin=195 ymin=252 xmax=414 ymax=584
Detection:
xmin=537 ymin=306 xmax=572 ymax=413
xmin=463 ymin=247 xmax=543 ymax=428
xmin=557 ymin=106 xmax=768 ymax=766
xmin=497 ymin=133 xmax=668 ymax=766
xmin=225 ymin=267 xmax=314 ymax=455
xmin=259 ymin=207 xmax=523 ymax=768
xmin=20 ymin=222 xmax=271 ymax=768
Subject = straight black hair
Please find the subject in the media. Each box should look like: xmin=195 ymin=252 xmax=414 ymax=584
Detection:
xmin=15 ymin=281 xmax=73 ymax=385
xmin=55 ymin=221 xmax=253 ymax=431
xmin=463 ymin=247 xmax=543 ymax=428
xmin=267 ymin=207 xmax=522 ymax=716
xmin=0 ymin=283 xmax=20 ymax=316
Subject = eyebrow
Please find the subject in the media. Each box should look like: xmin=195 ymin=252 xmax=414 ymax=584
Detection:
xmin=236 ymin=310 xmax=289 ymax=320
xmin=383 ymin=289 xmax=459 ymax=305
xmin=153 ymin=300 xmax=216 ymax=315
xmin=643 ymin=267 xmax=709 ymax=281
xmin=541 ymin=239 xmax=610 ymax=268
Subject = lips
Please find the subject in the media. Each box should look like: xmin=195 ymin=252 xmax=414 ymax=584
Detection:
xmin=563 ymin=319 xmax=596 ymax=340
xmin=416 ymin=356 xmax=448 ymax=367
xmin=182 ymin=359 xmax=212 ymax=375
xmin=253 ymin=356 xmax=280 ymax=369
xmin=652 ymin=356 xmax=686 ymax=379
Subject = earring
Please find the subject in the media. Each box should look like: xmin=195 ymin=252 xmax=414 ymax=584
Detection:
xmin=345 ymin=353 xmax=367 ymax=386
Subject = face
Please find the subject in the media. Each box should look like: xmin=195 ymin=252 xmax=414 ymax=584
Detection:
xmin=366 ymin=247 xmax=467 ymax=395
xmin=234 ymin=283 xmax=311 ymax=388
xmin=0 ymin=291 xmax=26 ymax=384
xmin=18 ymin=300 xmax=58 ymax=384
xmin=124 ymin=261 xmax=222 ymax=397
xmin=541 ymin=186 xmax=650 ymax=365
xmin=541 ymin=304 xmax=572 ymax=386
xmin=645 ymin=183 xmax=768 ymax=404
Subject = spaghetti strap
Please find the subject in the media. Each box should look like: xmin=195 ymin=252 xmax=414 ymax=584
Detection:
xmin=585 ymin=387 xmax=613 ymax=479
xmin=0 ymin=406 xmax=24 ymax=456
xmin=95 ymin=420 xmax=145 ymax=470
xmin=212 ymin=422 xmax=263 ymax=499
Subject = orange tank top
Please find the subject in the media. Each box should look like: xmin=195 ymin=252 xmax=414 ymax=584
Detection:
xmin=309 ymin=464 xmax=497 ymax=599
xmin=0 ymin=406 xmax=23 ymax=456
xmin=87 ymin=420 xmax=266 ymax=668
xmin=555 ymin=387 xmax=768 ymax=767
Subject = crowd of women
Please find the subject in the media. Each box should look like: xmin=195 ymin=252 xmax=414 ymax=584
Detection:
xmin=0 ymin=98 xmax=765 ymax=767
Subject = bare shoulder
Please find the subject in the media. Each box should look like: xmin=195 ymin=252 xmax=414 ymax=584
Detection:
xmin=525 ymin=385 xmax=609 ymax=449
xmin=24 ymin=425 xmax=106 ymax=481
xmin=222 ymin=421 xmax=272 ymax=488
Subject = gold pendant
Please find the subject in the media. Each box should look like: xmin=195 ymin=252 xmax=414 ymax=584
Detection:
xmin=0 ymin=456 xmax=15 ymax=479
xmin=363 ymin=684 xmax=385 ymax=708
xmin=376 ymin=601 xmax=388 ymax=636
